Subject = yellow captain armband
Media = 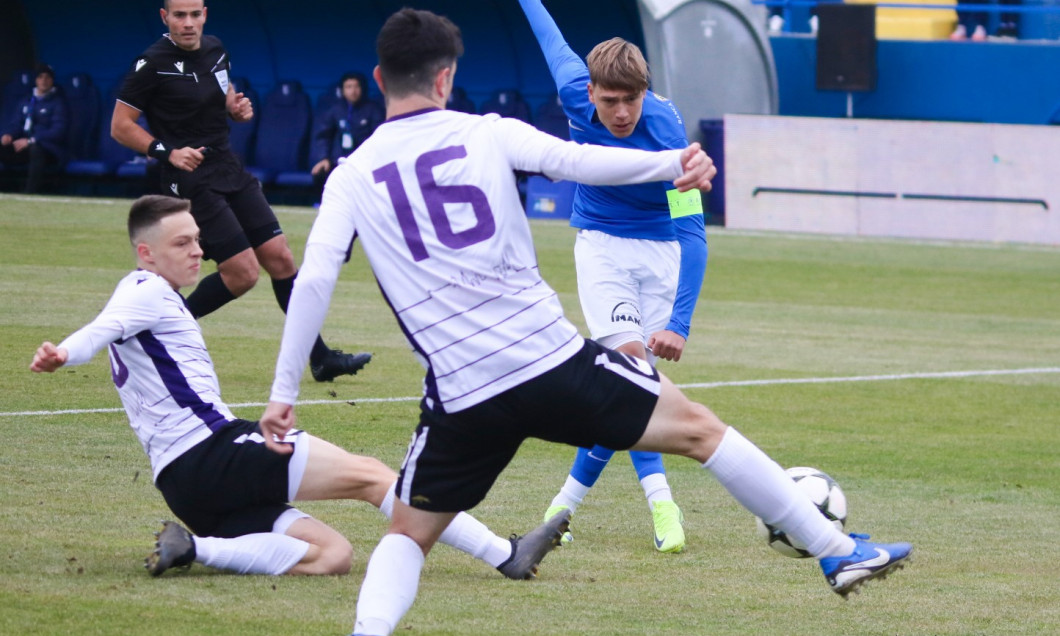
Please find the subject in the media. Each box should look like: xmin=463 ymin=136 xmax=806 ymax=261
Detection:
xmin=666 ymin=188 xmax=703 ymax=219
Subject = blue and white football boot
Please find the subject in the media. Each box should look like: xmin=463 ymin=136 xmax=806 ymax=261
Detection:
xmin=820 ymin=533 xmax=913 ymax=597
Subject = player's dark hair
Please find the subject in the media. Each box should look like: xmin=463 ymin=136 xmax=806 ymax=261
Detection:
xmin=128 ymin=195 xmax=192 ymax=245
xmin=376 ymin=8 xmax=463 ymax=99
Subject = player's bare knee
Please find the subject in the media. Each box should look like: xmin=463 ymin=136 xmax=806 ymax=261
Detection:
xmin=218 ymin=256 xmax=261 ymax=296
xmin=320 ymin=538 xmax=353 ymax=575
xmin=257 ymin=238 xmax=297 ymax=279
xmin=301 ymin=535 xmax=353 ymax=575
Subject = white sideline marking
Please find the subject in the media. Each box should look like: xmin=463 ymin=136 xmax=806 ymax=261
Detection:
xmin=4 ymin=367 xmax=1058 ymax=418
xmin=677 ymin=367 xmax=1060 ymax=390
xmin=0 ymin=194 xmax=119 ymax=206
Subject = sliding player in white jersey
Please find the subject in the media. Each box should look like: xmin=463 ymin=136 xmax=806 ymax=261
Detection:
xmin=30 ymin=195 xmax=566 ymax=581
xmin=260 ymin=9 xmax=913 ymax=636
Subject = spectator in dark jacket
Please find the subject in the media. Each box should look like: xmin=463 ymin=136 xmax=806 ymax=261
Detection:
xmin=1 ymin=63 xmax=68 ymax=193
xmin=309 ymin=72 xmax=383 ymax=187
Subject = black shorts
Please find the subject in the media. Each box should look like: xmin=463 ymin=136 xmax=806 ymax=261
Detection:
xmin=160 ymin=150 xmax=282 ymax=263
xmin=394 ymin=339 xmax=660 ymax=512
xmin=155 ymin=420 xmax=300 ymax=538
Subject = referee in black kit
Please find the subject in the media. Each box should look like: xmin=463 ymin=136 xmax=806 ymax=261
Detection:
xmin=110 ymin=0 xmax=370 ymax=382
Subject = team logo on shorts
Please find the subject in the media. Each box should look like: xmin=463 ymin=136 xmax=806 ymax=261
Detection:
xmin=610 ymin=301 xmax=641 ymax=326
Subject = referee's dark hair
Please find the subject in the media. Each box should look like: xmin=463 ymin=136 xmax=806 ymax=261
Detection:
xmin=377 ymin=8 xmax=463 ymax=99
xmin=162 ymin=0 xmax=206 ymax=10
xmin=128 ymin=195 xmax=192 ymax=245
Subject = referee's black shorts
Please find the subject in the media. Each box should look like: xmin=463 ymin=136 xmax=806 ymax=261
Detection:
xmin=160 ymin=150 xmax=282 ymax=263
xmin=394 ymin=339 xmax=661 ymax=513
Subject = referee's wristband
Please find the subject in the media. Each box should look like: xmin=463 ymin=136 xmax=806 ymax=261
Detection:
xmin=147 ymin=139 xmax=172 ymax=162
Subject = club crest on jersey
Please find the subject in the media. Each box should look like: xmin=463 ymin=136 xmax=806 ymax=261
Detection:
xmin=174 ymin=61 xmax=184 ymax=74
xmin=610 ymin=301 xmax=642 ymax=326
xmin=135 ymin=59 xmax=147 ymax=72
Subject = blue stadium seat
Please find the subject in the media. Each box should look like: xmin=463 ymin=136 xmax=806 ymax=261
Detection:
xmin=248 ymin=80 xmax=312 ymax=186
xmin=535 ymin=92 xmax=569 ymax=140
xmin=62 ymin=72 xmax=101 ymax=162
xmin=65 ymin=85 xmax=150 ymax=182
xmin=315 ymin=81 xmax=344 ymax=118
xmin=227 ymin=76 xmax=258 ymax=166
xmin=480 ymin=88 xmax=532 ymax=124
xmin=1 ymin=70 xmax=34 ymax=133
xmin=446 ymin=86 xmax=477 ymax=114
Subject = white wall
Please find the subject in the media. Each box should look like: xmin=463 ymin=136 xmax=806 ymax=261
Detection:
xmin=724 ymin=115 xmax=1060 ymax=245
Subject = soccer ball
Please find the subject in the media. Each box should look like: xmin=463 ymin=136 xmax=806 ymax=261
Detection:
xmin=755 ymin=466 xmax=847 ymax=558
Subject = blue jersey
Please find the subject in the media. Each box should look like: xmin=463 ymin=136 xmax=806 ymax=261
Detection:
xmin=520 ymin=0 xmax=708 ymax=339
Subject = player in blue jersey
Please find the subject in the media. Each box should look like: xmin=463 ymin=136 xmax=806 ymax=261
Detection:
xmin=518 ymin=0 xmax=708 ymax=553
xmin=29 ymin=194 xmax=566 ymax=581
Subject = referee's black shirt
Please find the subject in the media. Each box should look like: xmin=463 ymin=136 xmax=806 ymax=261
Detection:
xmin=118 ymin=35 xmax=233 ymax=152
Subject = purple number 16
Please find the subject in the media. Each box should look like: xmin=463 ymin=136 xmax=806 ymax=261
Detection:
xmin=373 ymin=145 xmax=495 ymax=262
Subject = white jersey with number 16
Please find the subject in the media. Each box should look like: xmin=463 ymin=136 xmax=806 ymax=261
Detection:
xmin=277 ymin=108 xmax=684 ymax=413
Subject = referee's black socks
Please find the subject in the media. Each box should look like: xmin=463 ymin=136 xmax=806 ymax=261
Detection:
xmin=185 ymin=272 xmax=237 ymax=318
xmin=272 ymin=273 xmax=331 ymax=365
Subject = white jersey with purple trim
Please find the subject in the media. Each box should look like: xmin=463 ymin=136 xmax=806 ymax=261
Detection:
xmin=270 ymin=109 xmax=685 ymax=413
xmin=58 ymin=270 xmax=235 ymax=480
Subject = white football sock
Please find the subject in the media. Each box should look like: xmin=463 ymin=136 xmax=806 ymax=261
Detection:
xmin=703 ymin=427 xmax=855 ymax=558
xmin=378 ymin=483 xmax=512 ymax=568
xmin=353 ymin=533 xmax=424 ymax=636
xmin=193 ymin=533 xmax=308 ymax=575
xmin=640 ymin=472 xmax=674 ymax=508
xmin=550 ymin=475 xmax=590 ymax=512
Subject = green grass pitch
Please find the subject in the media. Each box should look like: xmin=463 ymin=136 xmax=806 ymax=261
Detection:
xmin=1 ymin=194 xmax=1058 ymax=635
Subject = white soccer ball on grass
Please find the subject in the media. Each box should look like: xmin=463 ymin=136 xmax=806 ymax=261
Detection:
xmin=755 ymin=466 xmax=847 ymax=558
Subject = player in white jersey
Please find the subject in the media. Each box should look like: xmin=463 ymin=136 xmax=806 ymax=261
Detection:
xmin=30 ymin=195 xmax=569 ymax=581
xmin=260 ymin=10 xmax=912 ymax=636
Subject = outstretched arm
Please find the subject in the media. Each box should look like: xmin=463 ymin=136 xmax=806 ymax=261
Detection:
xmin=502 ymin=116 xmax=715 ymax=190
xmin=518 ymin=0 xmax=589 ymax=91
xmin=31 ymin=276 xmax=169 ymax=373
